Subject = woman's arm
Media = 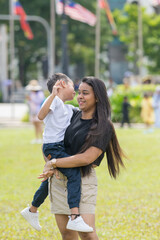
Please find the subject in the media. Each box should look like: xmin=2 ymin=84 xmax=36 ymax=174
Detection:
xmin=56 ymin=147 xmax=102 ymax=167
xmin=43 ymin=146 xmax=103 ymax=172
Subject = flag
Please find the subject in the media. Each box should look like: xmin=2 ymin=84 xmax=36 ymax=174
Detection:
xmin=99 ymin=0 xmax=117 ymax=35
xmin=152 ymin=0 xmax=160 ymax=6
xmin=56 ymin=0 xmax=96 ymax=26
xmin=13 ymin=0 xmax=34 ymax=40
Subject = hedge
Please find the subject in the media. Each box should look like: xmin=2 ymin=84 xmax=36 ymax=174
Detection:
xmin=110 ymin=84 xmax=159 ymax=123
xmin=22 ymin=84 xmax=159 ymax=123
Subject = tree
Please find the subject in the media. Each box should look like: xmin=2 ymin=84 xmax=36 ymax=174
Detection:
xmin=0 ymin=0 xmax=114 ymax=84
xmin=114 ymin=3 xmax=160 ymax=74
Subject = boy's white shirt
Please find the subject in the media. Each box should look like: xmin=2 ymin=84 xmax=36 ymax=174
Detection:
xmin=42 ymin=95 xmax=78 ymax=144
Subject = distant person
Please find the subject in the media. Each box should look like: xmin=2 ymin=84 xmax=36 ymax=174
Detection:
xmin=121 ymin=96 xmax=131 ymax=128
xmin=153 ymin=86 xmax=160 ymax=128
xmin=141 ymin=93 xmax=154 ymax=133
xmin=4 ymin=79 xmax=12 ymax=102
xmin=25 ymin=80 xmax=45 ymax=144
xmin=142 ymin=76 xmax=152 ymax=85
xmin=106 ymin=78 xmax=117 ymax=97
xmin=74 ymin=78 xmax=81 ymax=91
xmin=123 ymin=71 xmax=132 ymax=89
xmin=21 ymin=73 xmax=93 ymax=233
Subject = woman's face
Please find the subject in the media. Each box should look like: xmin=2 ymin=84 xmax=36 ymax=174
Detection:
xmin=77 ymin=82 xmax=97 ymax=112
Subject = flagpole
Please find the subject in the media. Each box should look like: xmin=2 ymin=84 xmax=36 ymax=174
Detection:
xmin=95 ymin=0 xmax=100 ymax=78
xmin=61 ymin=0 xmax=69 ymax=75
xmin=50 ymin=0 xmax=55 ymax=75
xmin=9 ymin=0 xmax=15 ymax=118
xmin=9 ymin=0 xmax=15 ymax=90
xmin=138 ymin=0 xmax=143 ymax=78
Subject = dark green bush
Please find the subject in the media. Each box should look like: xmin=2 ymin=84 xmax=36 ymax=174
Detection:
xmin=0 ymin=91 xmax=2 ymax=103
xmin=66 ymin=93 xmax=79 ymax=107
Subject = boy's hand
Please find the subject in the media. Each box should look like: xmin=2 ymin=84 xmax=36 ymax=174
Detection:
xmin=52 ymin=80 xmax=63 ymax=96
xmin=43 ymin=161 xmax=52 ymax=173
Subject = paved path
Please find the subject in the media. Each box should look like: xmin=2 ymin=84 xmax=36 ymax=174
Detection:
xmin=0 ymin=103 xmax=32 ymax=128
xmin=0 ymin=103 xmax=145 ymax=129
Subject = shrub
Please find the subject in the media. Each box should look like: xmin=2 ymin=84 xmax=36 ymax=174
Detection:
xmin=22 ymin=85 xmax=159 ymax=124
xmin=110 ymin=84 xmax=159 ymax=123
xmin=21 ymin=111 xmax=29 ymax=122
xmin=66 ymin=92 xmax=79 ymax=107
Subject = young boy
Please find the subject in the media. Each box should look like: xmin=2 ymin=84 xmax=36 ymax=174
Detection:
xmin=21 ymin=73 xmax=93 ymax=233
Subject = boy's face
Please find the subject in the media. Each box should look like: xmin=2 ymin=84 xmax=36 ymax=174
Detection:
xmin=65 ymin=80 xmax=75 ymax=101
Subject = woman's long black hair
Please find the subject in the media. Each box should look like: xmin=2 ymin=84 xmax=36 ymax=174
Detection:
xmin=80 ymin=77 xmax=125 ymax=178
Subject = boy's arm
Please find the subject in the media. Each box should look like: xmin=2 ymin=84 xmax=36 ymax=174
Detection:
xmin=38 ymin=80 xmax=62 ymax=120
xmin=38 ymin=93 xmax=56 ymax=120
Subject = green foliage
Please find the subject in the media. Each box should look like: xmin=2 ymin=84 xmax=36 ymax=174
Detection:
xmin=66 ymin=92 xmax=79 ymax=107
xmin=110 ymin=84 xmax=157 ymax=123
xmin=21 ymin=111 xmax=29 ymax=122
xmin=0 ymin=91 xmax=2 ymax=103
xmin=0 ymin=1 xmax=114 ymax=84
xmin=114 ymin=4 xmax=160 ymax=74
xmin=1 ymin=127 xmax=160 ymax=239
xmin=3 ymin=1 xmax=160 ymax=84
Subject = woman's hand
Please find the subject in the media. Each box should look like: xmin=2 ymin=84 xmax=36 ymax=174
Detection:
xmin=38 ymin=169 xmax=60 ymax=182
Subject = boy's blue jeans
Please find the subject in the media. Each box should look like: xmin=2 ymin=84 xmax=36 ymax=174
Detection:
xmin=32 ymin=141 xmax=81 ymax=209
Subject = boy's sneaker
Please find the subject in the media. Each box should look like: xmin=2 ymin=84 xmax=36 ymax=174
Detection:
xmin=20 ymin=207 xmax=41 ymax=231
xmin=66 ymin=216 xmax=93 ymax=232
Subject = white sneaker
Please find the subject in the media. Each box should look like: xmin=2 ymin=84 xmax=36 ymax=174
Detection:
xmin=20 ymin=207 xmax=41 ymax=231
xmin=66 ymin=216 xmax=93 ymax=232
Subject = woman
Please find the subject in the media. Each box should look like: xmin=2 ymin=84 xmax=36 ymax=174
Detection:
xmin=141 ymin=93 xmax=154 ymax=132
xmin=40 ymin=77 xmax=125 ymax=239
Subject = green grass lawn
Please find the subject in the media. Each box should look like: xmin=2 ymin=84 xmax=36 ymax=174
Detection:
xmin=0 ymin=127 xmax=160 ymax=240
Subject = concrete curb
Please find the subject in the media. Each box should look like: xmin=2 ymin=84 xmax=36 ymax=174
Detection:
xmin=0 ymin=119 xmax=145 ymax=129
xmin=0 ymin=120 xmax=32 ymax=128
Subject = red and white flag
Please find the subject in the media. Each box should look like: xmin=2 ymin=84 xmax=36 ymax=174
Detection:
xmin=152 ymin=0 xmax=160 ymax=6
xmin=56 ymin=0 xmax=96 ymax=26
xmin=13 ymin=0 xmax=34 ymax=39
xmin=99 ymin=0 xmax=117 ymax=35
